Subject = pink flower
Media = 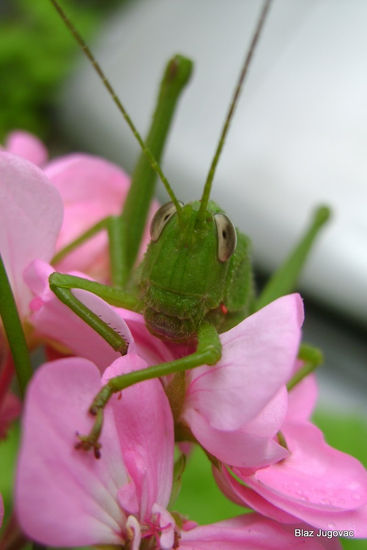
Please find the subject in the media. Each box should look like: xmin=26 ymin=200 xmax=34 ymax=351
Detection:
xmin=179 ymin=515 xmax=342 ymax=549
xmin=16 ymin=354 xmax=176 ymax=548
xmin=0 ymin=150 xmax=63 ymax=317
xmin=216 ymin=423 xmax=367 ymax=537
xmin=24 ymin=259 xmax=174 ymax=370
xmin=4 ymin=130 xmax=158 ymax=281
xmin=4 ymin=131 xmax=48 ymax=167
xmin=181 ymin=294 xmax=303 ymax=469
xmin=26 ymin=260 xmax=303 ymax=470
xmin=22 ymin=268 xmax=367 ymax=540
xmin=15 ymin=354 xmax=341 ymax=550
xmin=213 ymin=367 xmax=367 ymax=536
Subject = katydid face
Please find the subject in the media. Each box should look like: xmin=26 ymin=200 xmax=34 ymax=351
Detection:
xmin=140 ymin=200 xmax=238 ymax=342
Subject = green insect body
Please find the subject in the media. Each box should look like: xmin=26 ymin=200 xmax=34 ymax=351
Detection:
xmin=140 ymin=200 xmax=254 ymax=342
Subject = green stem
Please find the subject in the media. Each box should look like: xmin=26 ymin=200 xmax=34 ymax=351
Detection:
xmin=0 ymin=255 xmax=32 ymax=397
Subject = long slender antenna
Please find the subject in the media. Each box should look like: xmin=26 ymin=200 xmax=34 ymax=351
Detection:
xmin=49 ymin=0 xmax=182 ymax=212
xmin=199 ymin=0 xmax=273 ymax=219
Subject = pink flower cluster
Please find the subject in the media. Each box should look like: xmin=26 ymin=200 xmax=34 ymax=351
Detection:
xmin=1 ymin=131 xmax=366 ymax=548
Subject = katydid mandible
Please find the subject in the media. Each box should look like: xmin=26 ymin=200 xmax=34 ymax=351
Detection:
xmin=48 ymin=0 xmax=329 ymax=457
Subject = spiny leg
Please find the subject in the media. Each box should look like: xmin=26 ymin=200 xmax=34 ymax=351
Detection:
xmin=49 ymin=272 xmax=141 ymax=353
xmin=75 ymin=322 xmax=222 ymax=456
xmin=255 ymin=206 xmax=331 ymax=310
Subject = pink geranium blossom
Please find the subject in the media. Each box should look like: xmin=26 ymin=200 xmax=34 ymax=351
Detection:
xmin=214 ymin=366 xmax=367 ymax=536
xmin=15 ymin=354 xmax=341 ymax=550
xmin=26 ymin=259 xmax=303 ymax=470
xmin=16 ymin=354 xmax=176 ymax=548
xmin=4 ymin=130 xmax=158 ymax=280
xmin=0 ymin=131 xmax=154 ymax=436
xmin=181 ymin=293 xmax=303 ymax=468
xmin=27 ymin=258 xmax=303 ymax=464
xmin=23 ymin=267 xmax=367 ymax=538
xmin=0 ymin=150 xmax=63 ymax=317
xmin=179 ymin=515 xmax=342 ymax=549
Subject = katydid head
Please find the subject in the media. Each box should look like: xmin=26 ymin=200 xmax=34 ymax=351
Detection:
xmin=140 ymin=200 xmax=238 ymax=342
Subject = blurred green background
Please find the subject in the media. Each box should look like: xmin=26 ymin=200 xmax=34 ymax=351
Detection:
xmin=0 ymin=0 xmax=123 ymax=143
xmin=0 ymin=1 xmax=367 ymax=549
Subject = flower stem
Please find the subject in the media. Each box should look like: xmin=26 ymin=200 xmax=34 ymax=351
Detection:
xmin=0 ymin=255 xmax=32 ymax=397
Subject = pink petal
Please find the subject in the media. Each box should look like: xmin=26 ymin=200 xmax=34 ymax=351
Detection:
xmin=152 ymin=503 xmax=175 ymax=550
xmin=25 ymin=260 xmax=132 ymax=370
xmin=179 ymin=514 xmax=342 ymax=549
xmin=214 ymin=466 xmax=297 ymax=524
xmin=5 ymin=131 xmax=48 ymax=166
xmin=287 ymin=368 xmax=318 ymax=422
xmin=45 ymin=154 xmax=158 ymax=278
xmin=104 ymin=354 xmax=174 ymax=519
xmin=184 ymin=387 xmax=289 ymax=468
xmin=0 ymin=153 xmax=63 ymax=316
xmin=240 ymin=422 xmax=367 ymax=535
xmin=185 ymin=294 xmax=304 ymax=431
xmin=47 ymin=154 xmax=128 ymax=278
xmin=16 ymin=358 xmax=128 ymax=546
xmin=126 ymin=515 xmax=141 ymax=550
xmin=121 ymin=310 xmax=176 ymax=365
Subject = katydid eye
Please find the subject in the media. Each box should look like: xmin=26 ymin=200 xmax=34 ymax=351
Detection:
xmin=214 ymin=213 xmax=237 ymax=262
xmin=150 ymin=201 xmax=183 ymax=242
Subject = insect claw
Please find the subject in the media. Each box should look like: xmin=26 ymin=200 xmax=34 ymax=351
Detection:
xmin=94 ymin=446 xmax=102 ymax=460
xmin=74 ymin=433 xmax=102 ymax=459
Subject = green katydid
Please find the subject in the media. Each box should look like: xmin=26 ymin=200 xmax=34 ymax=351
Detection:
xmin=46 ymin=0 xmax=329 ymax=456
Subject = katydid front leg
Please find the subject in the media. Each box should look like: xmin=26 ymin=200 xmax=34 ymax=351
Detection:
xmin=49 ymin=272 xmax=140 ymax=353
xmin=75 ymin=322 xmax=221 ymax=457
